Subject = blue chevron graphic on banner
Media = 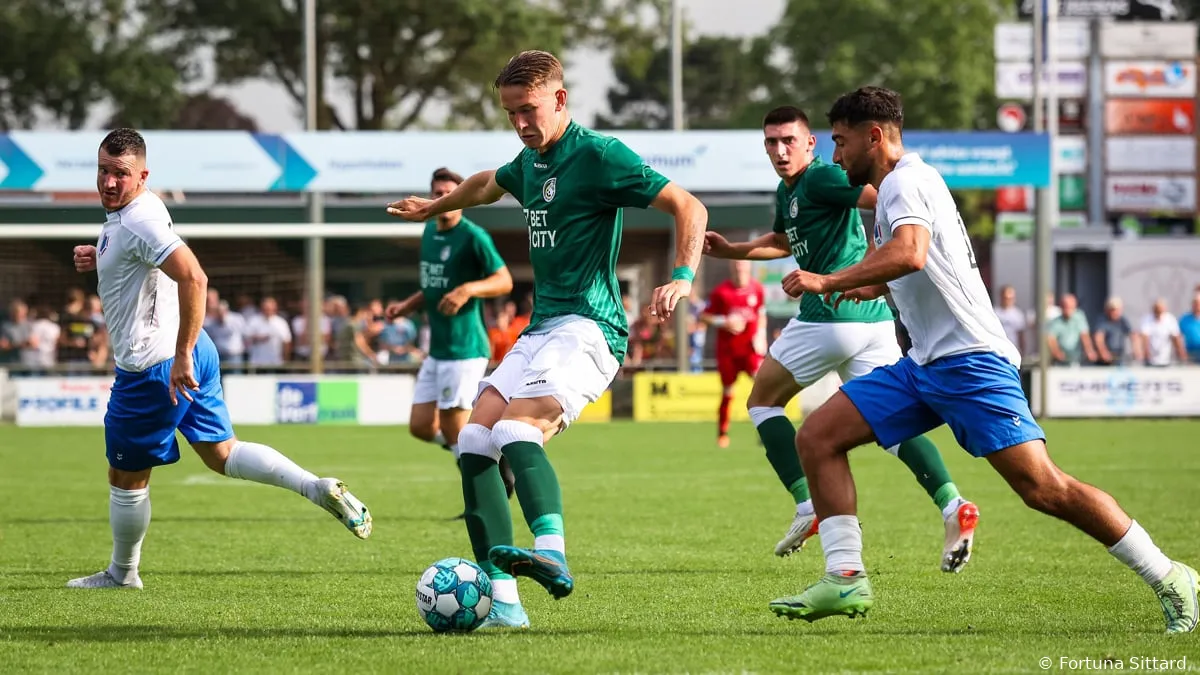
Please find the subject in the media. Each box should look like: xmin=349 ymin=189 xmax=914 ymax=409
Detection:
xmin=252 ymin=133 xmax=317 ymax=191
xmin=0 ymin=135 xmax=45 ymax=189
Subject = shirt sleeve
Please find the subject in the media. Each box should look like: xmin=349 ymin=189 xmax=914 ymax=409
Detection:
xmin=598 ymin=138 xmax=670 ymax=209
xmin=772 ymin=187 xmax=787 ymax=234
xmin=471 ymin=226 xmax=506 ymax=276
xmin=706 ymin=286 xmax=725 ymax=315
xmin=803 ymin=163 xmax=864 ymax=209
xmin=878 ymin=175 xmax=934 ymax=234
xmin=1168 ymin=315 xmax=1181 ymax=336
xmin=123 ymin=207 xmax=183 ymax=267
xmin=494 ymin=152 xmax=525 ymax=203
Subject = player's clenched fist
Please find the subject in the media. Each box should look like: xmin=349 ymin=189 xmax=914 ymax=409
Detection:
xmin=73 ymin=245 xmax=97 ymax=272
xmin=780 ymin=269 xmax=826 ymax=298
xmin=385 ymin=196 xmax=434 ymax=222
xmin=650 ymin=279 xmax=691 ymax=322
xmin=703 ymin=231 xmax=733 ymax=258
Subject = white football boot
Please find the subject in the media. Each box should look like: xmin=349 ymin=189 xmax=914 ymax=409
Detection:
xmin=67 ymin=569 xmax=143 ymax=589
xmin=775 ymin=503 xmax=819 ymax=557
xmin=311 ymin=477 xmax=372 ymax=539
xmin=941 ymin=498 xmax=980 ymax=573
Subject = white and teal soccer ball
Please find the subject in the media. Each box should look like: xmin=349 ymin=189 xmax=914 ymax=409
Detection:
xmin=416 ymin=557 xmax=493 ymax=633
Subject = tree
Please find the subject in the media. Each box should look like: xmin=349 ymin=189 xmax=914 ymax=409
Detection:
xmin=597 ymin=35 xmax=772 ymax=130
xmin=107 ymin=93 xmax=258 ymax=131
xmin=146 ymin=0 xmax=652 ymax=131
xmin=766 ymin=0 xmax=1005 ymax=131
xmin=0 ymin=0 xmax=186 ymax=130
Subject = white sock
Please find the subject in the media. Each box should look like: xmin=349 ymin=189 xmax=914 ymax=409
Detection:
xmin=819 ymin=515 xmax=864 ymax=575
xmin=1108 ymin=520 xmax=1173 ymax=586
xmin=432 ymin=430 xmax=447 ymax=447
xmin=492 ymin=577 xmax=520 ymax=604
xmin=449 ymin=443 xmax=460 ymax=459
xmin=107 ymin=486 xmax=150 ymax=584
xmin=749 ymin=406 xmax=786 ymax=427
xmin=224 ymin=441 xmax=318 ymax=500
xmin=796 ymin=499 xmax=815 ymax=517
xmin=941 ymin=496 xmax=966 ymax=520
xmin=534 ymin=535 xmax=565 ymax=554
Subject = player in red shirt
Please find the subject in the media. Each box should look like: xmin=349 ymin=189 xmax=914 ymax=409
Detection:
xmin=701 ymin=259 xmax=766 ymax=447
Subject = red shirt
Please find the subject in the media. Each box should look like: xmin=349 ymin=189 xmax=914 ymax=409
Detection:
xmin=707 ymin=279 xmax=765 ymax=355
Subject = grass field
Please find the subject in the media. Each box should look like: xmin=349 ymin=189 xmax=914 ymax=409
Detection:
xmin=1 ymin=419 xmax=1198 ymax=674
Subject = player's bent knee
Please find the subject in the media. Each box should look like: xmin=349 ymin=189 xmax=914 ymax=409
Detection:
xmin=457 ymin=423 xmax=501 ymax=462
xmin=192 ymin=438 xmax=238 ymax=474
xmin=468 ymin=386 xmax=507 ymax=428
xmin=108 ymin=466 xmax=152 ymax=490
xmin=409 ymin=422 xmax=436 ymax=442
xmin=796 ymin=392 xmax=872 ymax=456
xmin=492 ymin=419 xmax=544 ymax=451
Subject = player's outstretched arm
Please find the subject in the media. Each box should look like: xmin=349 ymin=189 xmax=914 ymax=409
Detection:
xmin=387 ymin=291 xmax=424 ymax=319
xmin=160 ymin=245 xmax=208 ymax=403
xmin=386 ymin=171 xmax=506 ymax=222
xmin=781 ymin=224 xmax=929 ymax=298
xmin=439 ymin=266 xmax=513 ymax=316
xmin=705 ymin=231 xmax=791 ymax=261
xmin=648 ymin=183 xmax=707 ymax=320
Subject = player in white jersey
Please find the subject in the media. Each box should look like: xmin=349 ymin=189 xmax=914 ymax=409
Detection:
xmin=66 ymin=129 xmax=372 ymax=590
xmin=763 ymin=88 xmax=1198 ymax=633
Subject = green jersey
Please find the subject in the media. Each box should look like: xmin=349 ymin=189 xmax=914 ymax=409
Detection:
xmin=419 ymin=217 xmax=505 ymax=360
xmin=773 ymin=157 xmax=894 ymax=324
xmin=495 ymin=121 xmax=669 ymax=363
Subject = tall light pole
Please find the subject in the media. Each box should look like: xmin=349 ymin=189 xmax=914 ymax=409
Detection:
xmin=670 ymin=0 xmax=689 ymax=373
xmin=304 ymin=0 xmax=326 ymax=374
xmin=1033 ymin=0 xmax=1058 ymax=416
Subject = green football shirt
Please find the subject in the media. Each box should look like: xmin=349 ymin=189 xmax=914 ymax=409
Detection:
xmin=773 ymin=157 xmax=894 ymax=324
xmin=495 ymin=121 xmax=669 ymax=363
xmin=419 ymin=217 xmax=505 ymax=360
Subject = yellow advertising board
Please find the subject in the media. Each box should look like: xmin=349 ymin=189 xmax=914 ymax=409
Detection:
xmin=632 ymin=372 xmax=802 ymax=422
xmin=575 ymin=388 xmax=613 ymax=423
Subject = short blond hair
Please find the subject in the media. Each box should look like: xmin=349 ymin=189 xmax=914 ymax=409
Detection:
xmin=494 ymin=50 xmax=564 ymax=90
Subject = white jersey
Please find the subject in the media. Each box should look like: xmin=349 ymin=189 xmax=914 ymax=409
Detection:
xmin=874 ymin=154 xmax=1020 ymax=367
xmin=96 ymin=191 xmax=184 ymax=372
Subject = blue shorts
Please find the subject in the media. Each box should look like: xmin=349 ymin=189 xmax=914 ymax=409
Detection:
xmin=839 ymin=351 xmax=1045 ymax=458
xmin=104 ymin=331 xmax=235 ymax=472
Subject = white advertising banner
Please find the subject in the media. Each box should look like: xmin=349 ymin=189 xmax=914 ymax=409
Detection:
xmin=1105 ymin=136 xmax=1196 ymax=173
xmin=1100 ymin=23 xmax=1199 ymax=59
xmin=1032 ymin=367 xmax=1200 ymax=418
xmin=14 ymin=374 xmax=415 ymax=427
xmin=1104 ymin=60 xmax=1197 ymax=98
xmin=16 ymin=376 xmax=112 ymax=426
xmin=995 ymin=61 xmax=1089 ymax=100
xmin=994 ymin=21 xmax=1093 ymax=61
xmin=1105 ymin=175 xmax=1197 ymax=212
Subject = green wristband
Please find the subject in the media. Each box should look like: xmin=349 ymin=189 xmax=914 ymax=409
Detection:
xmin=672 ymin=266 xmax=695 ymax=283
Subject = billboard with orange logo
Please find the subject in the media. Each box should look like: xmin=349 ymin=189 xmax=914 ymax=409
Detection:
xmin=1104 ymin=60 xmax=1196 ymax=97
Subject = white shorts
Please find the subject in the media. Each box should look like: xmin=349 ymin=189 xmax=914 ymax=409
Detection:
xmin=768 ymin=319 xmax=902 ymax=387
xmin=413 ymin=357 xmax=489 ymax=410
xmin=477 ymin=318 xmax=620 ymax=429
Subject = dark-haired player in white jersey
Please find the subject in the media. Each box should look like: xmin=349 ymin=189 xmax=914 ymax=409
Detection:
xmin=67 ymin=128 xmax=371 ymax=590
xmin=766 ymin=87 xmax=1197 ymax=634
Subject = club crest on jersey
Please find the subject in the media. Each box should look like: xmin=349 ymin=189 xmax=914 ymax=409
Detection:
xmin=747 ymin=294 xmax=758 ymax=307
xmin=439 ymin=245 xmax=451 ymax=261
xmin=789 ymin=197 xmax=799 ymax=218
xmin=98 ymin=233 xmax=110 ymax=255
xmin=542 ymin=177 xmax=557 ymax=203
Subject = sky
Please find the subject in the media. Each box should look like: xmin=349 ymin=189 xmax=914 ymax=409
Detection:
xmin=198 ymin=0 xmax=786 ymax=132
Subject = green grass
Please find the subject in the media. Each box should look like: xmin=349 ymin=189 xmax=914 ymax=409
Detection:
xmin=1 ymin=420 xmax=1198 ymax=674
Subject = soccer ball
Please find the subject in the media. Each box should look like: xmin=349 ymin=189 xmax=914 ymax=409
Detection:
xmin=415 ymin=557 xmax=493 ymax=632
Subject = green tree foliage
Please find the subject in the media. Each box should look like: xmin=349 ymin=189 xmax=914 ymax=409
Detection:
xmin=0 ymin=0 xmax=184 ymax=130
xmin=146 ymin=0 xmax=643 ymax=130
xmin=765 ymin=0 xmax=1004 ymax=131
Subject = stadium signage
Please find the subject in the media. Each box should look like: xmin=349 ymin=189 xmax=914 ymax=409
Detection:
xmin=15 ymin=377 xmax=112 ymax=426
xmin=1104 ymin=99 xmax=1195 ymax=134
xmin=0 ymin=130 xmax=1052 ymax=193
xmin=1100 ymin=22 xmax=1198 ymax=58
xmin=1104 ymin=175 xmax=1197 ymax=212
xmin=1034 ymin=366 xmax=1200 ymax=417
xmin=995 ymin=61 xmax=1089 ymax=100
xmin=1105 ymin=136 xmax=1196 ymax=172
xmin=1017 ymin=0 xmax=1183 ymax=20
xmin=993 ymin=21 xmax=1093 ymax=61
xmin=1104 ymin=60 xmax=1196 ymax=97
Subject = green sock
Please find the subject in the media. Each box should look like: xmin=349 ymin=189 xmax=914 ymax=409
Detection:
xmin=502 ymin=441 xmax=564 ymax=538
xmin=757 ymin=415 xmax=807 ymax=504
xmin=896 ymin=435 xmax=959 ymax=510
xmin=460 ymin=454 xmax=514 ymax=566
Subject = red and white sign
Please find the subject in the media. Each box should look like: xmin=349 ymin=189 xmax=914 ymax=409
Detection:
xmin=1104 ymin=61 xmax=1196 ymax=98
xmin=997 ymin=103 xmax=1027 ymax=132
xmin=996 ymin=186 xmax=1031 ymax=212
xmin=1105 ymin=99 xmax=1196 ymax=134
xmin=1105 ymin=175 xmax=1197 ymax=213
